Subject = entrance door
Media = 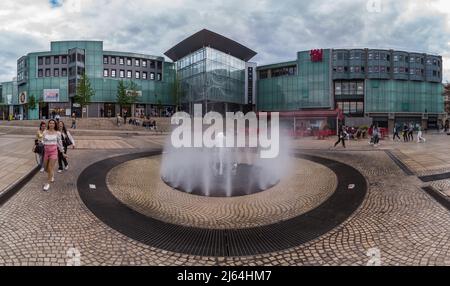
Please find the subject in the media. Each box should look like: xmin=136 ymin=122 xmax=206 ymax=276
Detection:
xmin=104 ymin=103 xmax=115 ymax=118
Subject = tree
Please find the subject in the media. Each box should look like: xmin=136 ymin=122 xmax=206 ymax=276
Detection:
xmin=74 ymin=72 xmax=95 ymax=118
xmin=28 ymin=94 xmax=37 ymax=111
xmin=116 ymin=80 xmax=140 ymax=116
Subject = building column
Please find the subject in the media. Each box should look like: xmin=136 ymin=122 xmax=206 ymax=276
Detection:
xmin=388 ymin=119 xmax=395 ymax=136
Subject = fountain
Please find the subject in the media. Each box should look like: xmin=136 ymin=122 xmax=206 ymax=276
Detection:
xmin=160 ymin=128 xmax=290 ymax=198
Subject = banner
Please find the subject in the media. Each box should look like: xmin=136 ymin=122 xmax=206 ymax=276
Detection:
xmin=19 ymin=91 xmax=27 ymax=105
xmin=6 ymin=94 xmax=12 ymax=105
xmin=126 ymin=90 xmax=142 ymax=97
xmin=43 ymin=89 xmax=60 ymax=102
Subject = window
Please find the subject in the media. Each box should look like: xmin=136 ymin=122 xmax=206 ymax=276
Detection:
xmin=104 ymin=69 xmax=109 ymax=77
xmin=45 ymin=69 xmax=51 ymax=77
xmin=143 ymin=72 xmax=147 ymax=79
xmin=62 ymin=68 xmax=67 ymax=77
xmin=350 ymin=66 xmax=354 ymax=73
xmin=157 ymin=73 xmax=161 ymax=81
xmin=54 ymin=56 xmax=59 ymax=64
xmin=135 ymin=59 xmax=140 ymax=67
xmin=54 ymin=69 xmax=59 ymax=77
xmin=127 ymin=70 xmax=132 ymax=78
xmin=405 ymin=56 xmax=409 ymax=62
xmin=111 ymin=70 xmax=116 ymax=78
xmin=119 ymin=57 xmax=124 ymax=65
xmin=142 ymin=60 xmax=147 ymax=67
xmin=433 ymin=70 xmax=437 ymax=76
xmin=368 ymin=53 xmax=373 ymax=60
xmin=103 ymin=56 xmax=109 ymax=64
xmin=335 ymin=82 xmax=342 ymax=95
xmin=119 ymin=70 xmax=125 ymax=78
xmin=157 ymin=61 xmax=162 ymax=69
xmin=410 ymin=57 xmax=415 ymax=63
xmin=111 ymin=57 xmax=116 ymax=65
xmin=394 ymin=55 xmax=398 ymax=62
xmin=38 ymin=69 xmax=43 ymax=77
xmin=380 ymin=66 xmax=386 ymax=73
xmin=136 ymin=71 xmax=140 ymax=79
xmin=387 ymin=66 xmax=390 ymax=73
xmin=150 ymin=61 xmax=156 ymax=68
xmin=127 ymin=58 xmax=132 ymax=66
xmin=150 ymin=72 xmax=155 ymax=80
xmin=62 ymin=56 xmax=67 ymax=64
xmin=38 ymin=57 xmax=43 ymax=65
xmin=45 ymin=57 xmax=51 ymax=65
xmin=387 ymin=54 xmax=391 ymax=61
xmin=361 ymin=66 xmax=365 ymax=73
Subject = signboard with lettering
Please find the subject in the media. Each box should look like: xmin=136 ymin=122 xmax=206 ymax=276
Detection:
xmin=310 ymin=49 xmax=324 ymax=62
xmin=43 ymin=89 xmax=60 ymax=102
xmin=126 ymin=90 xmax=142 ymax=97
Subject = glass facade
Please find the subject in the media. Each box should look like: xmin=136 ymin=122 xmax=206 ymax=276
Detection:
xmin=9 ymin=41 xmax=175 ymax=119
xmin=257 ymin=49 xmax=332 ymax=111
xmin=365 ymin=80 xmax=443 ymax=113
xmin=176 ymin=47 xmax=246 ymax=106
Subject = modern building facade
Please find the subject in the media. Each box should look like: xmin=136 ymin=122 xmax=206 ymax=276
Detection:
xmin=257 ymin=48 xmax=444 ymax=130
xmin=164 ymin=29 xmax=257 ymax=114
xmin=1 ymin=41 xmax=175 ymax=120
xmin=0 ymin=31 xmax=445 ymax=131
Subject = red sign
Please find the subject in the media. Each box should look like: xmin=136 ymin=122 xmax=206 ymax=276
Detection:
xmin=310 ymin=49 xmax=323 ymax=62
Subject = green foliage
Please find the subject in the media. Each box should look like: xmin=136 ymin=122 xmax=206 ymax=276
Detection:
xmin=28 ymin=94 xmax=37 ymax=110
xmin=116 ymin=80 xmax=140 ymax=108
xmin=74 ymin=72 xmax=95 ymax=109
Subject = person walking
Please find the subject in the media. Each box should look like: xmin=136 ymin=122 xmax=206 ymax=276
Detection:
xmin=57 ymin=121 xmax=75 ymax=173
xmin=393 ymin=124 xmax=401 ymax=141
xmin=42 ymin=119 xmax=67 ymax=191
xmin=34 ymin=121 xmax=47 ymax=172
xmin=402 ymin=124 xmax=409 ymax=142
xmin=334 ymin=125 xmax=347 ymax=149
xmin=372 ymin=125 xmax=380 ymax=147
xmin=417 ymin=125 xmax=426 ymax=143
xmin=408 ymin=123 xmax=414 ymax=142
xmin=71 ymin=113 xmax=77 ymax=129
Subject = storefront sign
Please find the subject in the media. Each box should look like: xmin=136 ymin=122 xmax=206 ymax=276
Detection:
xmin=19 ymin=91 xmax=27 ymax=104
xmin=126 ymin=90 xmax=142 ymax=97
xmin=310 ymin=49 xmax=323 ymax=62
xmin=43 ymin=89 xmax=60 ymax=102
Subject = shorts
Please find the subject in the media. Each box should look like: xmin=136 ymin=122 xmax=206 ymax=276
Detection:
xmin=44 ymin=145 xmax=58 ymax=161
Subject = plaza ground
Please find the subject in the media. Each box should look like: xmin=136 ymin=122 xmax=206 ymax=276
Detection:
xmin=0 ymin=125 xmax=449 ymax=266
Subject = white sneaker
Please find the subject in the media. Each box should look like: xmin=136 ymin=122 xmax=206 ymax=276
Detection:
xmin=43 ymin=184 xmax=50 ymax=191
xmin=40 ymin=168 xmax=45 ymax=173
xmin=57 ymin=170 xmax=63 ymax=173
xmin=51 ymin=177 xmax=55 ymax=183
xmin=64 ymin=165 xmax=69 ymax=171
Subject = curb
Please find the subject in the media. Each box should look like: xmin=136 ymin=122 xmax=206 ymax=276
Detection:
xmin=0 ymin=166 xmax=39 ymax=207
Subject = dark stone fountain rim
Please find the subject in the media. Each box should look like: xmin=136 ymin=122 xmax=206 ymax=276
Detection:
xmin=77 ymin=150 xmax=367 ymax=257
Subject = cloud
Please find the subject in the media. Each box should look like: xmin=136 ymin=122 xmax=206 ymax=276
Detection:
xmin=0 ymin=0 xmax=449 ymax=83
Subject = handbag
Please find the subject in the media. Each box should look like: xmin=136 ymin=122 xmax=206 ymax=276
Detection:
xmin=34 ymin=142 xmax=44 ymax=154
xmin=64 ymin=134 xmax=73 ymax=147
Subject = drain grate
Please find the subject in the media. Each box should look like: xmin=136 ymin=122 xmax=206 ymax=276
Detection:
xmin=77 ymin=151 xmax=367 ymax=257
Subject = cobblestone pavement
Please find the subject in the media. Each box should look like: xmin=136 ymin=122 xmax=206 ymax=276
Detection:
xmin=0 ymin=134 xmax=449 ymax=265
xmin=0 ymin=135 xmax=36 ymax=196
xmin=107 ymin=156 xmax=337 ymax=229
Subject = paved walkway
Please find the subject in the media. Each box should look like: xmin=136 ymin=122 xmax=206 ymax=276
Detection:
xmin=0 ymin=135 xmax=36 ymax=197
xmin=0 ymin=133 xmax=449 ymax=265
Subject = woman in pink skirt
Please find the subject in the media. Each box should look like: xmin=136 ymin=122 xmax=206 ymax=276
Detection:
xmin=42 ymin=119 xmax=67 ymax=191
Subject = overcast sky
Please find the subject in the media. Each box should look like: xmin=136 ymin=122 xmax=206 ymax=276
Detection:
xmin=0 ymin=0 xmax=449 ymax=83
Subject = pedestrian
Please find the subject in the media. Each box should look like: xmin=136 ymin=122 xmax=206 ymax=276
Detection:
xmin=71 ymin=113 xmax=77 ymax=129
xmin=116 ymin=113 xmax=122 ymax=127
xmin=417 ymin=125 xmax=426 ymax=143
xmin=402 ymin=124 xmax=409 ymax=142
xmin=42 ymin=119 xmax=67 ymax=191
xmin=408 ymin=123 xmax=414 ymax=142
xmin=334 ymin=125 xmax=347 ymax=148
xmin=372 ymin=125 xmax=380 ymax=147
xmin=393 ymin=124 xmax=401 ymax=141
xmin=34 ymin=121 xmax=47 ymax=172
xmin=57 ymin=121 xmax=75 ymax=173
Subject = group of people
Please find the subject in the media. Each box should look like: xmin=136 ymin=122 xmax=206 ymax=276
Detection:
xmin=116 ymin=113 xmax=157 ymax=130
xmin=392 ymin=123 xmax=426 ymax=143
xmin=334 ymin=123 xmax=427 ymax=149
xmin=33 ymin=119 xmax=76 ymax=191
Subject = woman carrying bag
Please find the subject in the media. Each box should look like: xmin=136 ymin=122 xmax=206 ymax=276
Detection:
xmin=57 ymin=121 xmax=76 ymax=173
